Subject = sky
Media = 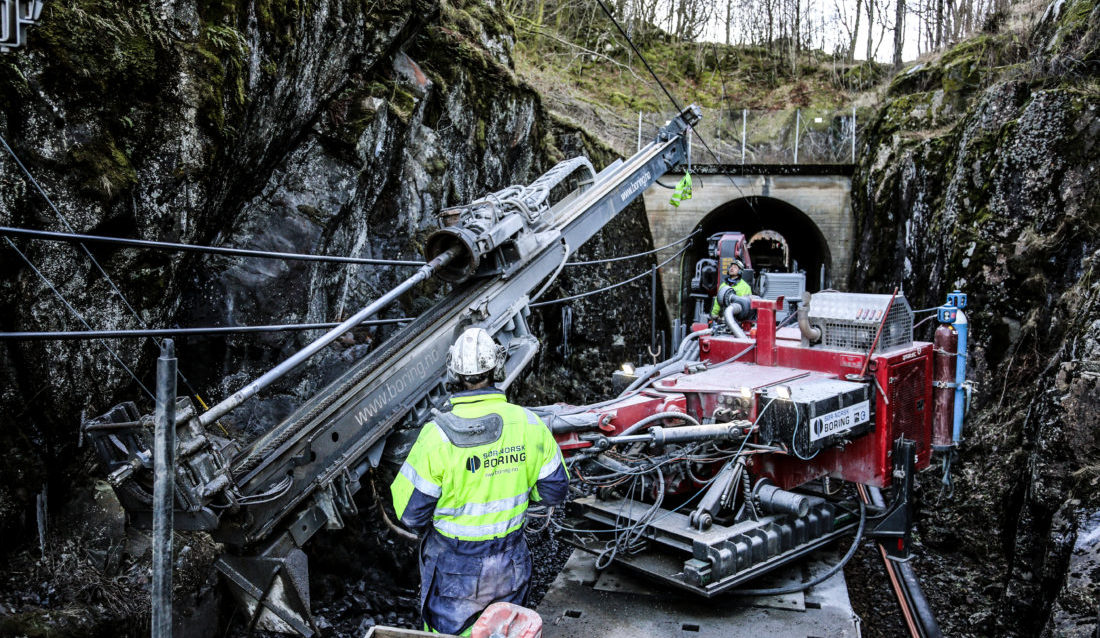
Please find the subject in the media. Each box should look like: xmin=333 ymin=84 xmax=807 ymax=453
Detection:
xmin=700 ymin=0 xmax=938 ymax=63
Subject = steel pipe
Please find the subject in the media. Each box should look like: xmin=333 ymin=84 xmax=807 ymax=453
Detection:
xmin=152 ymin=340 xmax=176 ymax=638
xmin=198 ymin=246 xmax=460 ymax=427
xmin=797 ymin=292 xmax=822 ymax=343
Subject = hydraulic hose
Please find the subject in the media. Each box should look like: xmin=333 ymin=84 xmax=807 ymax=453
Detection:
xmin=617 ymin=410 xmax=702 ymax=438
xmin=620 ymin=328 xmax=711 ymax=396
xmin=862 ymin=485 xmax=943 ymax=638
xmin=732 ymin=498 xmax=866 ymax=596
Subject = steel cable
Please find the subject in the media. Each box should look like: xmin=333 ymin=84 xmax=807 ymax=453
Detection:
xmin=0 ymin=318 xmax=413 ymax=340
xmin=0 ymin=134 xmax=204 ymax=402
xmin=565 ymin=229 xmax=700 ymax=266
xmin=3 ymin=237 xmax=155 ymax=401
xmin=0 ymin=225 xmax=426 ymax=266
xmin=530 ymin=244 xmax=689 ymax=308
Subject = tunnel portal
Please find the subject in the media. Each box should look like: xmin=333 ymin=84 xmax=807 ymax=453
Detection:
xmin=641 ymin=169 xmax=854 ymax=324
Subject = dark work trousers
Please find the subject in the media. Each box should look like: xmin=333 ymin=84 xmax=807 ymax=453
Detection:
xmin=418 ymin=527 xmax=532 ymax=635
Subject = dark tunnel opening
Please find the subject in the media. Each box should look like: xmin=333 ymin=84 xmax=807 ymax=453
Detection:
xmin=678 ymin=196 xmax=832 ymax=323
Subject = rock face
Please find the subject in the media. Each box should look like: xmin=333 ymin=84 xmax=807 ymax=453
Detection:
xmin=850 ymin=1 xmax=1100 ymax=635
xmin=0 ymin=0 xmax=663 ymax=631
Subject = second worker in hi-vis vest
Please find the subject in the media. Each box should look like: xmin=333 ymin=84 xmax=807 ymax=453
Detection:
xmin=390 ymin=327 xmax=569 ymax=635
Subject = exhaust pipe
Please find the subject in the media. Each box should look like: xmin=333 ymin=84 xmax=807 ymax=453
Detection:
xmin=723 ymin=304 xmax=748 ymax=339
xmin=797 ymin=292 xmax=821 ymax=343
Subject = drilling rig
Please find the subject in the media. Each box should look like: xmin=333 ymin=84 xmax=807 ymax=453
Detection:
xmin=84 ymin=104 xmax=970 ymax=635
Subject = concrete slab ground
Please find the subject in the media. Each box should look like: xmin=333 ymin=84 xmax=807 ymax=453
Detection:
xmin=538 ymin=548 xmax=861 ymax=638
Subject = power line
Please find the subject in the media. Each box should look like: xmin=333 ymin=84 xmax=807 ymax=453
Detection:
xmin=0 ymin=133 xmax=204 ymax=401
xmin=566 ymin=229 xmax=700 ymax=266
xmin=0 ymin=225 xmax=425 ymax=266
xmin=3 ymin=237 xmax=155 ymax=401
xmin=592 ymin=0 xmax=764 ymax=218
xmin=0 ymin=318 xmax=413 ymax=340
xmin=594 ymin=0 xmax=684 ymax=115
xmin=531 ymin=244 xmax=689 ymax=308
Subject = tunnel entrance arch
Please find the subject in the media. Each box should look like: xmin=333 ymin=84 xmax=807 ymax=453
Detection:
xmin=679 ymin=196 xmax=832 ymax=323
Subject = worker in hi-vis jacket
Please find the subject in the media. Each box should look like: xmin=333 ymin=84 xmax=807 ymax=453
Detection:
xmin=711 ymin=259 xmax=752 ymax=319
xmin=391 ymin=327 xmax=569 ymax=635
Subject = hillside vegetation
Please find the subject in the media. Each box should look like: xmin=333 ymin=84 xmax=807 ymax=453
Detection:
xmin=506 ymin=3 xmax=889 ymax=153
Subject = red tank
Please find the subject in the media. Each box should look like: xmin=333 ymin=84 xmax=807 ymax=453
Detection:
xmin=932 ymin=323 xmax=958 ymax=450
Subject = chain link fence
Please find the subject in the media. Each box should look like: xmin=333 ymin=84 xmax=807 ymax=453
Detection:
xmin=635 ymin=107 xmax=861 ymax=165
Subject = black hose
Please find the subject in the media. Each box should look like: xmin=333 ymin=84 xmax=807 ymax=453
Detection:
xmin=865 ymin=486 xmax=943 ymax=638
xmin=732 ymin=498 xmax=866 ymax=596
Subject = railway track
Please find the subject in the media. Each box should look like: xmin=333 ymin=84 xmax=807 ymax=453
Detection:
xmin=857 ymin=484 xmax=943 ymax=638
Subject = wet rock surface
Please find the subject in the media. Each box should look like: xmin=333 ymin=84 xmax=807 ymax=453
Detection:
xmin=850 ymin=1 xmax=1100 ymax=634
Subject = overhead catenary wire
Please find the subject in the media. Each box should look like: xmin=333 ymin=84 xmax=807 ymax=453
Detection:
xmin=592 ymin=1 xmax=765 ymax=217
xmin=565 ymin=230 xmax=700 ymax=266
xmin=0 ymin=133 xmax=204 ymax=402
xmin=0 ymin=225 xmax=426 ymax=267
xmin=0 ymin=318 xmax=413 ymax=340
xmin=530 ymin=243 xmax=689 ymax=308
xmin=3 ymin=237 xmax=155 ymax=401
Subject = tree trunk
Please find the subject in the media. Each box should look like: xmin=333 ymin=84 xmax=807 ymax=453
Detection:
xmin=850 ymin=0 xmax=862 ymax=61
xmin=767 ymin=0 xmax=774 ymax=45
xmin=935 ymin=0 xmax=944 ymax=47
xmin=725 ymin=0 xmax=732 ymax=45
xmin=794 ymin=0 xmax=802 ymax=54
xmin=866 ymin=0 xmax=875 ymax=61
xmin=892 ymin=0 xmax=905 ymax=67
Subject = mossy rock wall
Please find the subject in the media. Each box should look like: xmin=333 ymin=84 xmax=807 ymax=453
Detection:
xmin=850 ymin=2 xmax=1100 ymax=635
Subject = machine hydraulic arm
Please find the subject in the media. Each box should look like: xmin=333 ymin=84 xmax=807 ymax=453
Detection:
xmin=86 ymin=105 xmax=703 ymax=635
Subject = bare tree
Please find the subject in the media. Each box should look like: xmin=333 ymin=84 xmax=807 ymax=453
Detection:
xmin=866 ymin=0 xmax=876 ymax=60
xmin=892 ymin=0 xmax=906 ymax=66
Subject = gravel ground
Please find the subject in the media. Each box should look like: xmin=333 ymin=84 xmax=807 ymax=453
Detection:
xmin=222 ymin=488 xmax=574 ymax=636
xmin=846 ymin=539 xmax=910 ymax=638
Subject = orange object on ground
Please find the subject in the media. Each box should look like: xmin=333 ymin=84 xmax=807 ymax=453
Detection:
xmin=470 ymin=602 xmax=542 ymax=638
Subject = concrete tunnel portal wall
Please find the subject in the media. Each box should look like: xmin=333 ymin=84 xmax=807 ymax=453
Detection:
xmin=641 ymin=170 xmax=855 ymax=323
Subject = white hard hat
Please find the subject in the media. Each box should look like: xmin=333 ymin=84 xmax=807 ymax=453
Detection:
xmin=447 ymin=327 xmax=506 ymax=378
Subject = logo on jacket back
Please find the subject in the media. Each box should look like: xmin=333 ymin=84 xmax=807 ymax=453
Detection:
xmin=467 ymin=445 xmax=527 ymax=477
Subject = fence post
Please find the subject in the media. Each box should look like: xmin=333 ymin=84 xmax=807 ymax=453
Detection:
xmin=637 ymin=111 xmax=642 ymax=152
xmin=152 ymin=339 xmax=176 ymax=638
xmin=741 ymin=109 xmax=747 ymax=165
xmin=650 ymin=268 xmax=657 ymax=352
xmin=851 ymin=106 xmax=857 ymax=163
xmin=794 ymin=109 xmax=801 ymax=164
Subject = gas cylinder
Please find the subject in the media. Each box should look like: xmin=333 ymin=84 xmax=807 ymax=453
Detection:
xmin=932 ymin=323 xmax=958 ymax=450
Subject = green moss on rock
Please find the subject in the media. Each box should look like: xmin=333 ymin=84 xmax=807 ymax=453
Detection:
xmin=69 ymin=135 xmax=136 ymax=200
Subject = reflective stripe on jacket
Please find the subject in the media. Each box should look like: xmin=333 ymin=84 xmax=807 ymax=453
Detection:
xmin=391 ymin=390 xmax=568 ymax=542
